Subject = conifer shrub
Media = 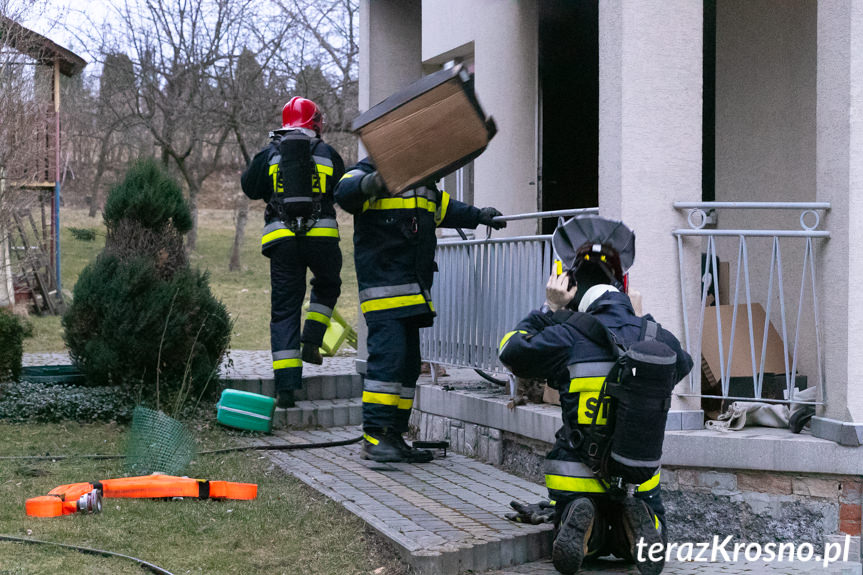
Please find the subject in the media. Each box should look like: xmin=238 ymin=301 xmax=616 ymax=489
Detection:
xmin=0 ymin=308 xmax=32 ymax=382
xmin=103 ymin=157 xmax=191 ymax=278
xmin=63 ymin=159 xmax=230 ymax=400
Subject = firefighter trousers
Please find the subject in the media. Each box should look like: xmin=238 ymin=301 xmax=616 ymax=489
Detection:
xmin=543 ymin=440 xmax=665 ymax=528
xmin=268 ymin=237 xmax=342 ymax=393
xmin=363 ymin=317 xmax=422 ymax=434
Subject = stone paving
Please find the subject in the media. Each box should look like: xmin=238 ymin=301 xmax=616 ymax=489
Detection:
xmin=21 ymin=353 xmax=863 ymax=574
xmin=487 ymin=557 xmax=862 ymax=574
xmin=22 ymin=350 xmax=356 ymax=380
xmin=249 ymin=426 xmax=553 ymax=575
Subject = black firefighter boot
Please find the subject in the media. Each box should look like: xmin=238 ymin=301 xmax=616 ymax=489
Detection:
xmin=621 ymin=497 xmax=665 ymax=575
xmin=552 ymin=497 xmax=597 ymax=574
xmin=361 ymin=430 xmax=433 ymax=463
xmin=301 ymin=343 xmax=324 ymax=365
xmin=276 ymin=388 xmax=295 ymax=409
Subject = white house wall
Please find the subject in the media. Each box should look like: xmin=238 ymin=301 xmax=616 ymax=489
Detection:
xmin=421 ymin=0 xmax=539 ymax=237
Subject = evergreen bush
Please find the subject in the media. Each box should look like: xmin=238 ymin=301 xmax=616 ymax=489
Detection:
xmin=103 ymin=157 xmax=192 ymax=232
xmin=104 ymin=158 xmax=190 ymax=278
xmin=63 ymin=160 xmax=231 ymax=403
xmin=0 ymin=381 xmax=135 ymax=423
xmin=0 ymin=309 xmax=32 ymax=382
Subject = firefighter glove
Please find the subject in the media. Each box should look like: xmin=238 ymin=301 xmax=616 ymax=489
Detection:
xmin=505 ymin=500 xmax=555 ymax=524
xmin=360 ymin=171 xmax=386 ymax=198
xmin=545 ymin=271 xmax=577 ymax=312
xmin=479 ymin=207 xmax=506 ymax=229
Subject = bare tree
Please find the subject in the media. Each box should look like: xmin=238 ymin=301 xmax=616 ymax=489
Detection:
xmin=217 ymin=31 xmax=292 ymax=270
xmin=100 ymin=0 xmax=258 ymax=251
xmin=277 ymin=0 xmax=359 ymax=164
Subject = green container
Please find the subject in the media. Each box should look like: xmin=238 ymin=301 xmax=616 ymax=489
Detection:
xmin=20 ymin=365 xmax=87 ymax=385
xmin=217 ymin=389 xmax=276 ymax=433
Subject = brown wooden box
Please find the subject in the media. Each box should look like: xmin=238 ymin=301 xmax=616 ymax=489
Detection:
xmin=351 ymin=64 xmax=496 ymax=194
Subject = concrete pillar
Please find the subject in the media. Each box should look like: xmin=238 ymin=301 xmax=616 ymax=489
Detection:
xmin=355 ymin=0 xmax=422 ymax=373
xmin=359 ymin=0 xmax=422 ymax=112
xmin=470 ymin=2 xmax=538 ymax=238
xmin=598 ymin=1 xmax=703 ymax=424
xmin=811 ymin=1 xmax=863 ymax=445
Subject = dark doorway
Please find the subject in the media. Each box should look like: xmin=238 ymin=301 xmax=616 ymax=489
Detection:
xmin=539 ymin=0 xmax=599 ymax=234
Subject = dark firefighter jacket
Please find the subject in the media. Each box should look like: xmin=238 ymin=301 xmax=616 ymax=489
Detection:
xmin=335 ymin=158 xmax=482 ymax=324
xmin=499 ymin=291 xmax=693 ymax=437
xmin=240 ymin=134 xmax=345 ymax=254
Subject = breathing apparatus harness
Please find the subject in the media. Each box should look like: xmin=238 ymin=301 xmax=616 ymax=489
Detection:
xmin=557 ymin=309 xmax=677 ymax=501
xmin=269 ymin=128 xmax=323 ymax=234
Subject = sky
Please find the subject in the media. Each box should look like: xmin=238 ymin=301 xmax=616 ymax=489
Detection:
xmin=20 ymin=0 xmax=112 ymax=63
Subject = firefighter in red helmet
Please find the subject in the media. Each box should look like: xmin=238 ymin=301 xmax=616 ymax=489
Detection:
xmin=241 ymin=97 xmax=345 ymax=407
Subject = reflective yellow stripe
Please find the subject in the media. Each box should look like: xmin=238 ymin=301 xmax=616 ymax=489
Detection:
xmin=435 ymin=191 xmax=451 ymax=226
xmin=654 ymin=515 xmax=661 ymax=530
xmin=637 ymin=471 xmax=661 ymax=493
xmin=316 ymin=164 xmax=333 ymax=176
xmin=499 ymin=330 xmax=527 ymax=353
xmin=363 ymin=433 xmax=379 ymax=445
xmin=428 ymin=301 xmax=435 ymax=313
xmin=361 ymin=294 xmax=428 ymax=313
xmin=340 ymin=173 xmax=356 ymax=180
xmin=576 ymin=392 xmax=609 ymax=425
xmin=307 ymin=228 xmax=338 ymax=238
xmin=262 ymin=227 xmax=338 ymax=245
xmin=362 ymin=196 xmax=437 ymax=213
xmin=273 ymin=358 xmax=302 ymax=370
xmin=545 ymin=474 xmax=607 ymax=493
xmin=306 ymin=311 xmax=331 ymax=325
xmin=269 ymin=163 xmax=281 ymax=193
xmin=568 ymin=377 xmax=606 ymax=393
xmin=362 ymin=391 xmax=400 ymax=406
xmin=397 ymin=398 xmax=414 ymax=410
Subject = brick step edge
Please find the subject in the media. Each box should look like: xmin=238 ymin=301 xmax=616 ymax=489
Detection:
xmin=394 ymin=527 xmax=552 ymax=575
xmin=273 ymin=398 xmax=362 ymax=429
xmin=222 ymin=373 xmax=362 ymax=401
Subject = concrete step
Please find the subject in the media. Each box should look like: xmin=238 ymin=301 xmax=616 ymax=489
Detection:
xmin=249 ymin=427 xmax=552 ymax=575
xmin=223 ymin=373 xmax=363 ymax=401
xmin=274 ymin=398 xmax=362 ymax=429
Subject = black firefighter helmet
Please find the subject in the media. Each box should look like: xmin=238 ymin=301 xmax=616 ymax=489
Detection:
xmin=552 ymin=215 xmax=635 ymax=306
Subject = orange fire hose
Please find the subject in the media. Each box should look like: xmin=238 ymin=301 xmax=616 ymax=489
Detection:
xmin=26 ymin=474 xmax=257 ymax=517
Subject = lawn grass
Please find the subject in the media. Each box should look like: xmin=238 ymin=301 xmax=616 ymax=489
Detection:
xmin=0 ymin=420 xmax=404 ymax=575
xmin=23 ymin=208 xmax=359 ymax=353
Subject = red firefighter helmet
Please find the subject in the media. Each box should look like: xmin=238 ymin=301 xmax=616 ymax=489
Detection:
xmin=281 ymin=97 xmax=323 ymax=135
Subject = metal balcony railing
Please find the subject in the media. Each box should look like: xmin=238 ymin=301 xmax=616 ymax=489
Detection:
xmin=673 ymin=202 xmax=830 ymax=407
xmin=420 ymin=209 xmax=599 ymax=375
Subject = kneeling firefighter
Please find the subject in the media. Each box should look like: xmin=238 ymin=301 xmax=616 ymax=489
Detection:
xmin=498 ymin=215 xmax=693 ymax=575
xmin=241 ymin=97 xmax=345 ymax=407
xmin=335 ymin=158 xmax=505 ymax=463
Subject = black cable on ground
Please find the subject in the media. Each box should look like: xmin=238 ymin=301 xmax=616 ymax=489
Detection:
xmin=0 ymin=435 xmax=364 ymax=462
xmin=0 ymin=534 xmax=174 ymax=575
xmin=473 ymin=369 xmax=508 ymax=386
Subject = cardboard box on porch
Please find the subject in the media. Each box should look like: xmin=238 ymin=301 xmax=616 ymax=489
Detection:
xmin=351 ymin=64 xmax=496 ymax=194
xmin=701 ymin=303 xmax=803 ymax=401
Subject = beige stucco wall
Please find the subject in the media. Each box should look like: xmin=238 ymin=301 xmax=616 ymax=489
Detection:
xmin=714 ymin=0 xmax=819 ymax=395
xmin=421 ymin=0 xmax=538 ymax=237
